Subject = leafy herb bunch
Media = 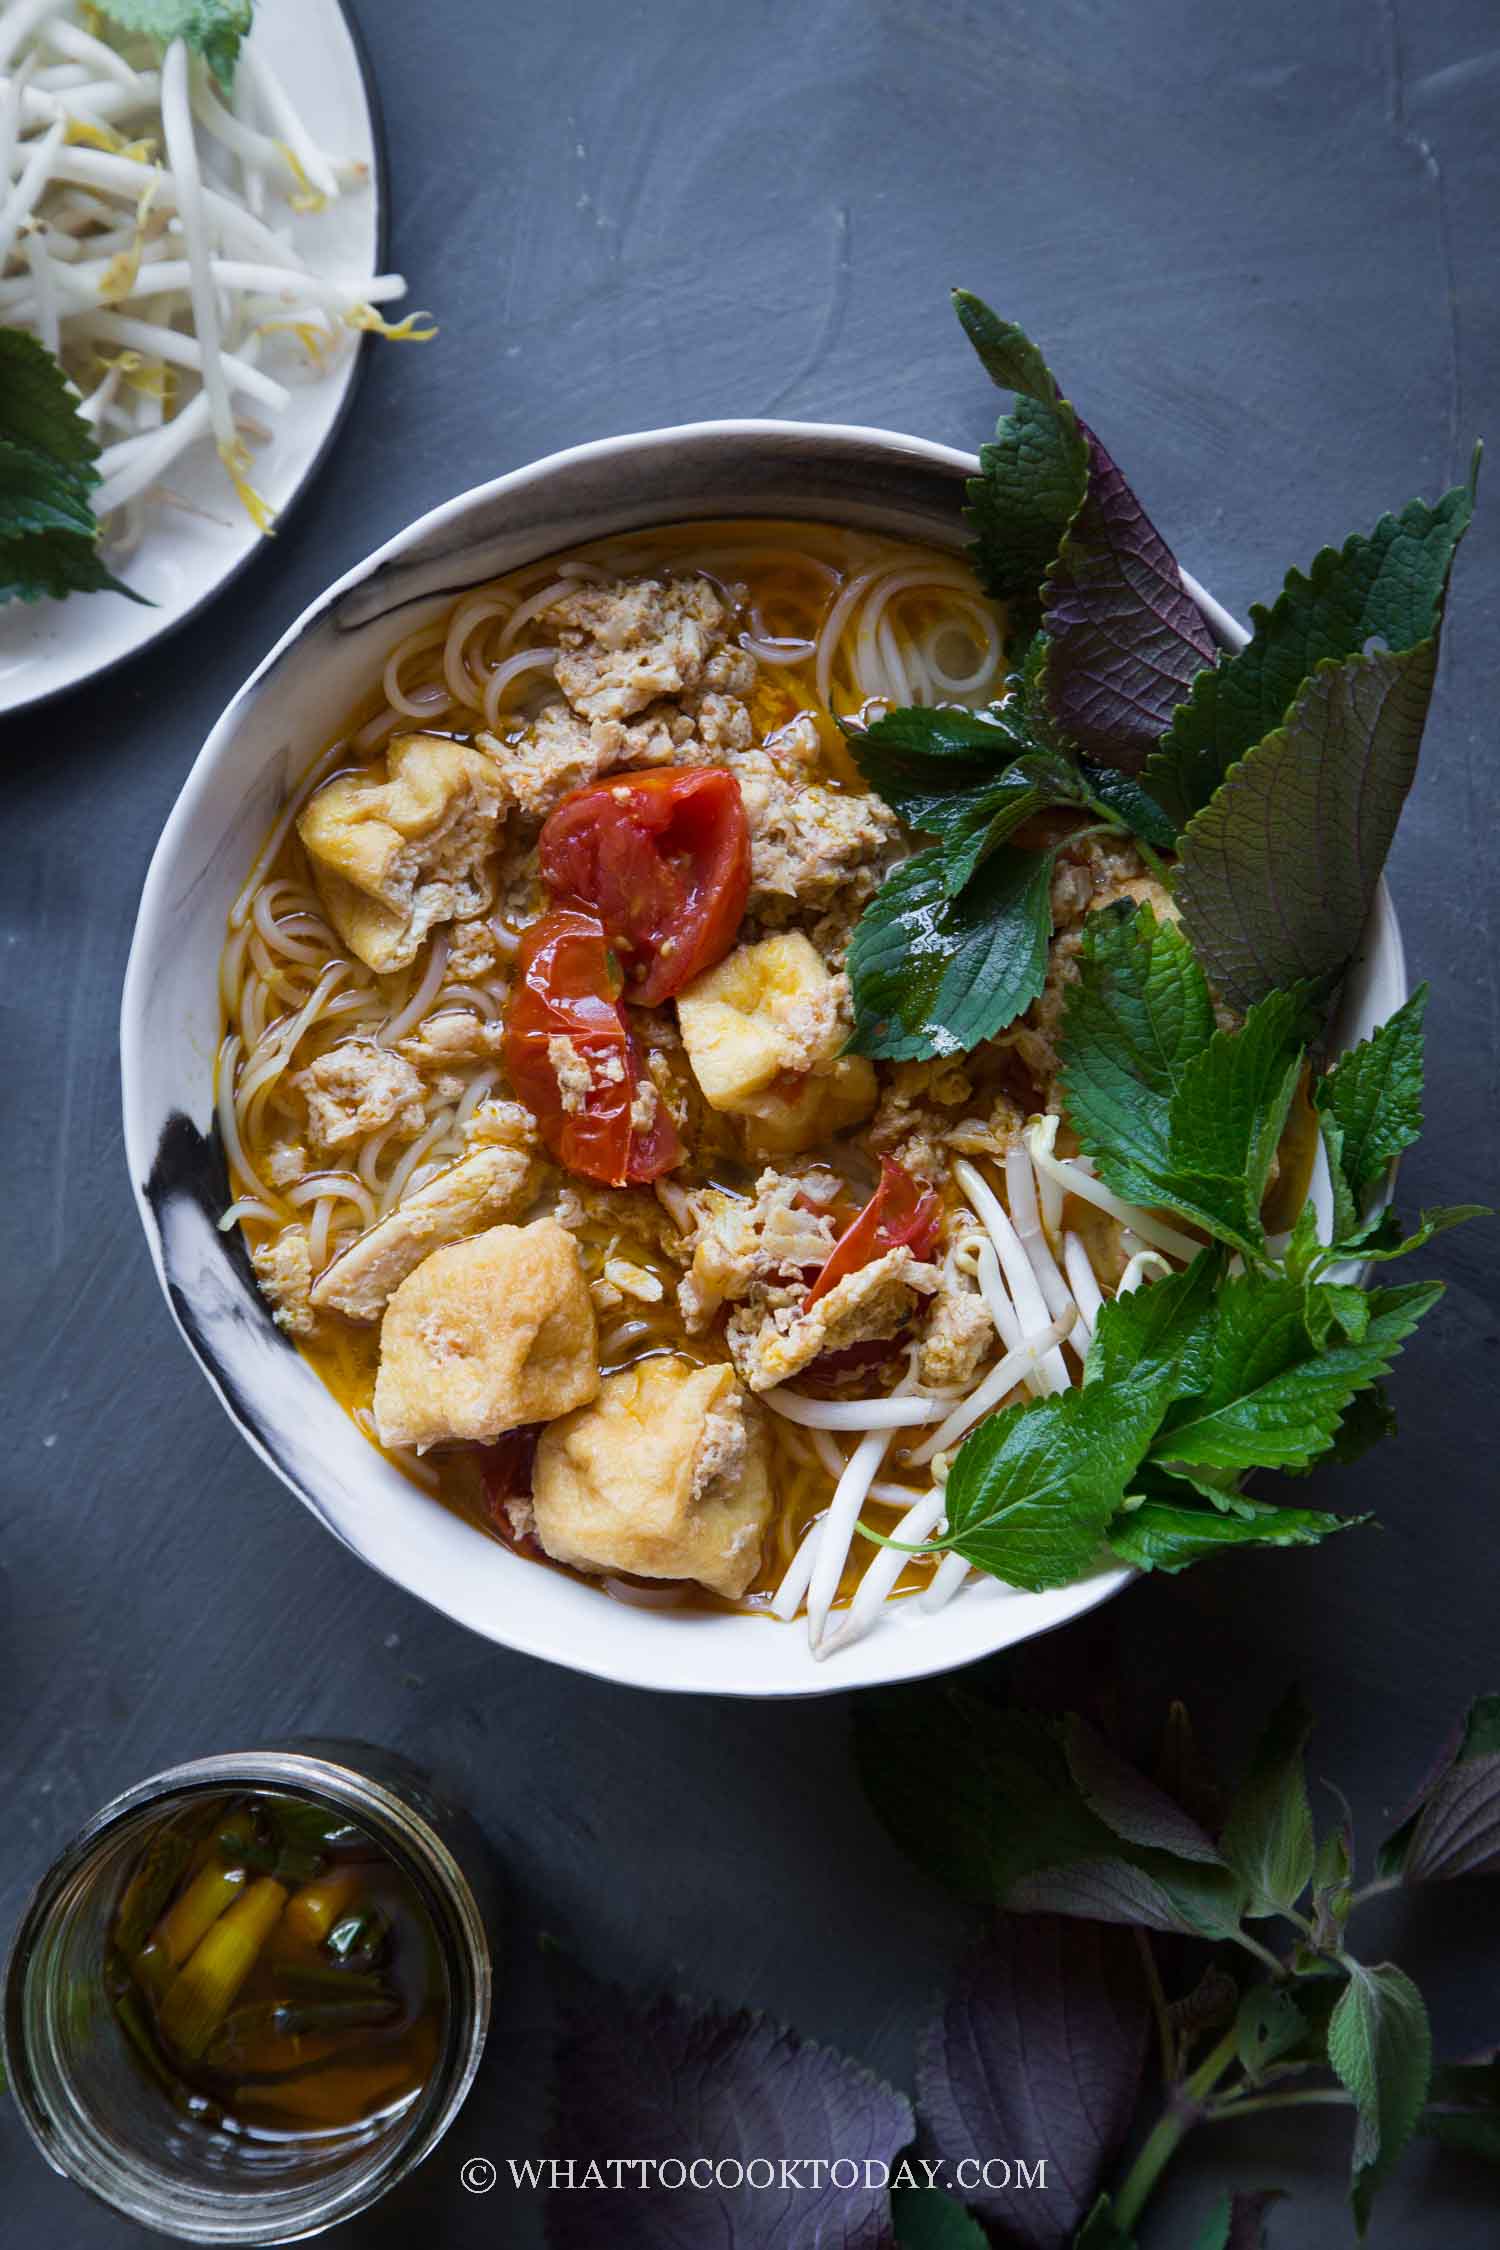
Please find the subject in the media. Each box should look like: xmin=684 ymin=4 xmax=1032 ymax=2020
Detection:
xmin=539 ymin=1687 xmax=1500 ymax=2248
xmin=840 ymin=299 xmax=1486 ymax=1592
xmin=858 ymin=1684 xmax=1500 ymax=2247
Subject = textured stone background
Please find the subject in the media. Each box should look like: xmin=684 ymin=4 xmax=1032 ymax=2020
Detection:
xmin=3 ymin=0 xmax=1497 ymax=2242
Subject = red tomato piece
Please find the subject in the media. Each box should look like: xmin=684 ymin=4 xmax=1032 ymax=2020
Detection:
xmin=805 ymin=1157 xmax=943 ymax=1306
xmin=502 ymin=908 xmax=683 ymax=1186
xmin=538 ymin=766 xmax=750 ymax=1005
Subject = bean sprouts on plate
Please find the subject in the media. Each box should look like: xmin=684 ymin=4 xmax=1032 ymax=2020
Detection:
xmin=0 ymin=0 xmax=427 ymax=559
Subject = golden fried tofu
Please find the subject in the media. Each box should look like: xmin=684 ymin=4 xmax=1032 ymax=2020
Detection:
xmin=310 ymin=1145 xmax=539 ymax=1323
xmin=298 ymin=733 xmax=509 ymax=974
xmin=372 ymin=1219 xmax=597 ymax=1449
xmin=676 ymin=930 xmax=876 ymax=1157
xmin=532 ymin=1357 xmax=771 ymax=1597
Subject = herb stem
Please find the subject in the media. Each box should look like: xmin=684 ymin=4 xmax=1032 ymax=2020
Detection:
xmin=1205 ymin=2086 xmax=1354 ymax=2122
xmin=1182 ymin=2023 xmax=1242 ymax=2103
xmin=1133 ymin=1927 xmax=1175 ymax=2087
xmin=1111 ymin=2024 xmax=1242 ymax=2235
xmin=1111 ymin=2106 xmax=1189 ymax=2234
xmin=1077 ymin=787 xmax=1172 ymax=883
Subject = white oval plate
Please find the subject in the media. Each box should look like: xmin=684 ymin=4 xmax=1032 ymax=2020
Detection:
xmin=120 ymin=421 xmax=1408 ymax=1699
xmin=0 ymin=0 xmax=382 ymax=716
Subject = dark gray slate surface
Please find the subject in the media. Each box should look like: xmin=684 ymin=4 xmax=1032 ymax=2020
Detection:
xmin=3 ymin=0 xmax=1498 ymax=2242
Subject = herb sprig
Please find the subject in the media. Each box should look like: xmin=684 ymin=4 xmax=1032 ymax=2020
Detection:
xmin=844 ymin=293 xmax=1475 ymax=1058
xmin=879 ymin=917 xmax=1486 ymax=1586
xmin=538 ymin=1686 xmax=1500 ymax=2246
xmin=857 ymin=1684 xmax=1500 ymax=2246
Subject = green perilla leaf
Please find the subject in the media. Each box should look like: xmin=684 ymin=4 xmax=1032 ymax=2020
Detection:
xmin=1147 ymin=482 xmax=1476 ymax=824
xmin=1327 ymin=1961 xmax=1433 ymax=2235
xmin=1221 ymin=1687 xmax=1316 ymax=1916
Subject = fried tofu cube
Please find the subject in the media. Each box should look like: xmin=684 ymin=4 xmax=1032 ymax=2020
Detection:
xmin=310 ymin=1145 xmax=539 ymax=1323
xmin=372 ymin=1219 xmax=597 ymax=1449
xmin=532 ymin=1357 xmax=771 ymax=1597
xmin=298 ymin=733 xmax=508 ymax=974
xmin=676 ymin=931 xmax=877 ymax=1155
xmin=730 ymin=1058 xmax=879 ymax=1157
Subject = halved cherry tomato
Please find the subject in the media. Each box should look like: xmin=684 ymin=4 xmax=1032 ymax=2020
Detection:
xmin=503 ymin=908 xmax=683 ymax=1185
xmin=804 ymin=1157 xmax=943 ymax=1306
xmin=538 ymin=767 xmax=750 ymax=1005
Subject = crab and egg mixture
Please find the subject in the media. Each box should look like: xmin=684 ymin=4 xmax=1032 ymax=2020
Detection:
xmin=218 ymin=523 xmax=1169 ymax=1640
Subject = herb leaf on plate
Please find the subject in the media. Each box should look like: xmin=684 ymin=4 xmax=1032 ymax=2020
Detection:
xmin=0 ymin=333 xmax=142 ymax=607
xmin=96 ymin=0 xmax=255 ymax=91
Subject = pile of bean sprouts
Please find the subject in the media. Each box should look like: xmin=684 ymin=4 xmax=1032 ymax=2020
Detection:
xmin=0 ymin=0 xmax=421 ymax=554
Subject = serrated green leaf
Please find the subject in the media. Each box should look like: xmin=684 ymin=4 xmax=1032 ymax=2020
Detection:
xmin=1330 ymin=1202 xmax=1488 ymax=1268
xmin=935 ymin=786 xmax=1048 ymax=895
xmin=1084 ymin=1246 xmax=1224 ymax=1395
xmin=843 ymin=703 xmax=1037 ymax=835
xmin=1313 ymin=986 xmax=1428 ymax=1206
xmin=96 ymin=0 xmax=254 ymax=90
xmin=1108 ymin=1494 xmax=1362 ymax=1573
xmin=1060 ymin=901 xmax=1217 ymax=1200
xmin=0 ymin=333 xmax=141 ymax=607
xmin=1064 ymin=912 xmax=1311 ymax=1256
xmin=1303 ymin=1279 xmax=1370 ymax=1350
xmin=954 ymin=290 xmax=1069 ymax=403
xmin=1222 ymin=1688 xmax=1315 ymax=1915
xmin=1078 ymin=760 xmax=1178 ymax=848
xmin=1163 ymin=984 xmax=1311 ymax=1249
xmin=954 ymin=295 xmax=1089 ymax=610
xmin=1174 ymin=640 xmax=1442 ymax=1013
xmin=1236 ymin=1984 xmax=1310 ymax=2080
xmin=941 ymin=1376 xmax=1163 ymax=1588
xmin=846 ymin=838 xmax=1056 ymax=1060
xmin=1327 ymin=1961 xmax=1432 ymax=2234
xmin=1147 ymin=485 xmax=1475 ymax=822
xmin=1152 ymin=1274 xmax=1440 ymax=1474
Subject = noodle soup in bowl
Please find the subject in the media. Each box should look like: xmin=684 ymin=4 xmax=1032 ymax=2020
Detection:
xmin=121 ymin=422 xmax=1407 ymax=1698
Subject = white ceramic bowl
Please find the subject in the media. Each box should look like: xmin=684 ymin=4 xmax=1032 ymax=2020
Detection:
xmin=120 ymin=422 xmax=1407 ymax=1698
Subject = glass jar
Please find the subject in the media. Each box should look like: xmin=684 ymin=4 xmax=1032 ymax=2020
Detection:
xmin=2 ymin=1742 xmax=495 ymax=2243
